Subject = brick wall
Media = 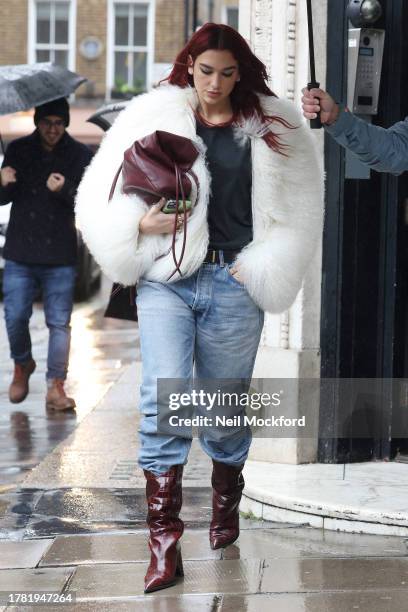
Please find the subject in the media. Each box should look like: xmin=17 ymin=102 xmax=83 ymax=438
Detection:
xmin=155 ymin=0 xmax=185 ymax=64
xmin=76 ymin=0 xmax=107 ymax=98
xmin=0 ymin=0 xmax=28 ymax=65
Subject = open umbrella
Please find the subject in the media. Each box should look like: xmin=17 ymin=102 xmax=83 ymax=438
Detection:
xmin=306 ymin=0 xmax=322 ymax=129
xmin=86 ymin=101 xmax=129 ymax=132
xmin=0 ymin=62 xmax=86 ymax=116
xmin=0 ymin=62 xmax=86 ymax=154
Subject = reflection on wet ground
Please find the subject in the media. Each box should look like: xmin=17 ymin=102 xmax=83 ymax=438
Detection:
xmin=0 ymin=487 xmax=213 ymax=540
xmin=0 ymin=305 xmax=139 ymax=487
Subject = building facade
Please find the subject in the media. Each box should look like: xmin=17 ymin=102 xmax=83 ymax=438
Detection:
xmin=0 ymin=0 xmax=240 ymax=101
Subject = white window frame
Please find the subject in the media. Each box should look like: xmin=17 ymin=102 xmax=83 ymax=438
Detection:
xmin=107 ymin=0 xmax=155 ymax=100
xmin=222 ymin=5 xmax=239 ymax=30
xmin=28 ymin=0 xmax=76 ymax=70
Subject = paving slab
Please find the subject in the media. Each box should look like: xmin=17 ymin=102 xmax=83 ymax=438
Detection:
xmin=68 ymin=559 xmax=262 ymax=598
xmin=221 ymin=526 xmax=408 ymax=559
xmin=5 ymin=594 xmax=219 ymax=611
xmin=0 ymin=540 xmax=53 ymax=569
xmin=0 ymin=566 xmax=74 ymax=594
xmin=40 ymin=532 xmax=221 ymax=566
xmin=39 ymin=527 xmax=408 ymax=568
xmin=260 ymin=556 xmax=408 ymax=592
xmin=220 ymin=590 xmax=408 ymax=612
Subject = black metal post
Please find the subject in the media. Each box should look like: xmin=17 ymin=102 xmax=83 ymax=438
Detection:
xmin=192 ymin=0 xmax=198 ymax=31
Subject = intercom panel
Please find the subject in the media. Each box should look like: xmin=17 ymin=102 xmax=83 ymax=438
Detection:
xmin=348 ymin=28 xmax=385 ymax=115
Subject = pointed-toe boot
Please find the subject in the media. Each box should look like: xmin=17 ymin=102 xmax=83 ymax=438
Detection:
xmin=144 ymin=465 xmax=184 ymax=593
xmin=209 ymin=459 xmax=245 ymax=550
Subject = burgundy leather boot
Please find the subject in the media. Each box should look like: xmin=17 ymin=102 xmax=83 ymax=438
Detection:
xmin=144 ymin=465 xmax=184 ymax=593
xmin=210 ymin=460 xmax=245 ymax=550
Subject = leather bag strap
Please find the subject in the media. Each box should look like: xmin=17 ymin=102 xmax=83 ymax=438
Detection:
xmin=109 ymin=162 xmax=123 ymax=202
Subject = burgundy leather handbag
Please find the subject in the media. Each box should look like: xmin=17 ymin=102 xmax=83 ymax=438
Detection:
xmin=109 ymin=130 xmax=199 ymax=280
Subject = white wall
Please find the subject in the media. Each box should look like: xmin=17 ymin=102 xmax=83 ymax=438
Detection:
xmin=240 ymin=0 xmax=327 ymax=463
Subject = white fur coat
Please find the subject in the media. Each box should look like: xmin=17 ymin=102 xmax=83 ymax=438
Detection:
xmin=75 ymin=85 xmax=324 ymax=314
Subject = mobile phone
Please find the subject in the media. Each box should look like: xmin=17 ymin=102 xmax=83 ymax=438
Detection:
xmin=161 ymin=199 xmax=192 ymax=214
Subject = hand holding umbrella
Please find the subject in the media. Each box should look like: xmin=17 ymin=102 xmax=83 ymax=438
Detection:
xmin=306 ymin=0 xmax=322 ymax=129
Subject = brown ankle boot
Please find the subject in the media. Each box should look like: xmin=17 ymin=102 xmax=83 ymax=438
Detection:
xmin=46 ymin=379 xmax=76 ymax=411
xmin=209 ymin=460 xmax=245 ymax=550
xmin=9 ymin=359 xmax=36 ymax=404
xmin=144 ymin=465 xmax=184 ymax=593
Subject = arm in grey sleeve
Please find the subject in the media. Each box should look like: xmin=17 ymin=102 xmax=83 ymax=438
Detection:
xmin=325 ymin=108 xmax=408 ymax=175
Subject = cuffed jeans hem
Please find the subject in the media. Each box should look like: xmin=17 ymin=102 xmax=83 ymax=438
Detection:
xmin=46 ymin=372 xmax=68 ymax=381
xmin=13 ymin=353 xmax=33 ymax=365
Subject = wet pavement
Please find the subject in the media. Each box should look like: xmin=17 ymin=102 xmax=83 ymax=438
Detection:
xmin=0 ymin=292 xmax=139 ymax=487
xmin=0 ymin=286 xmax=408 ymax=610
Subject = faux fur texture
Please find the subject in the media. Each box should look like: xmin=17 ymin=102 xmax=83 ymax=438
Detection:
xmin=75 ymin=85 xmax=324 ymax=314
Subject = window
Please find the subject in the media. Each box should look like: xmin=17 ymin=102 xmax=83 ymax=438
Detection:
xmin=225 ymin=6 xmax=239 ymax=31
xmin=110 ymin=1 xmax=153 ymax=98
xmin=30 ymin=1 xmax=75 ymax=68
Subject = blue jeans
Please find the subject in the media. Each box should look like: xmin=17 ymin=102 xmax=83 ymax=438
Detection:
xmin=136 ymin=261 xmax=265 ymax=475
xmin=3 ymin=260 xmax=76 ymax=380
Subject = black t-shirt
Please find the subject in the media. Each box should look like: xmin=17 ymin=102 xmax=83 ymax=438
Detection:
xmin=196 ymin=119 xmax=252 ymax=251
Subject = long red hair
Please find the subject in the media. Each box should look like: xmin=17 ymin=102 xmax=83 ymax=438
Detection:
xmin=165 ymin=23 xmax=296 ymax=154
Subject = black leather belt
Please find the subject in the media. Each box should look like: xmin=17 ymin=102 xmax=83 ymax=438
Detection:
xmin=203 ymin=249 xmax=240 ymax=265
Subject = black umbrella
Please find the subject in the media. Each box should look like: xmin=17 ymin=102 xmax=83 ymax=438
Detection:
xmin=306 ymin=0 xmax=322 ymax=129
xmin=0 ymin=62 xmax=86 ymax=116
xmin=0 ymin=62 xmax=86 ymax=154
xmin=86 ymin=102 xmax=129 ymax=132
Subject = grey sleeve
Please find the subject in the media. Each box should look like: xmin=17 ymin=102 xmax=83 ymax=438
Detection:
xmin=325 ymin=109 xmax=408 ymax=175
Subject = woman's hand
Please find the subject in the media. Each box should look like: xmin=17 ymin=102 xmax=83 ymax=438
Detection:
xmin=139 ymin=198 xmax=191 ymax=235
xmin=229 ymin=265 xmax=244 ymax=284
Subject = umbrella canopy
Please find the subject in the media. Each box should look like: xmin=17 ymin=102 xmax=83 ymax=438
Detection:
xmin=86 ymin=102 xmax=129 ymax=132
xmin=0 ymin=62 xmax=86 ymax=116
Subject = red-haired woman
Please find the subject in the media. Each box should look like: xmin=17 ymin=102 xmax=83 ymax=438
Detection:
xmin=76 ymin=23 xmax=323 ymax=593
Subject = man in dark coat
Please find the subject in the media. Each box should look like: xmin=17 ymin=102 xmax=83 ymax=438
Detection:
xmin=0 ymin=97 xmax=93 ymax=410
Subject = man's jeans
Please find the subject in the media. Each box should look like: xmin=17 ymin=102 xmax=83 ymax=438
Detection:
xmin=136 ymin=262 xmax=265 ymax=475
xmin=3 ymin=260 xmax=76 ymax=380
